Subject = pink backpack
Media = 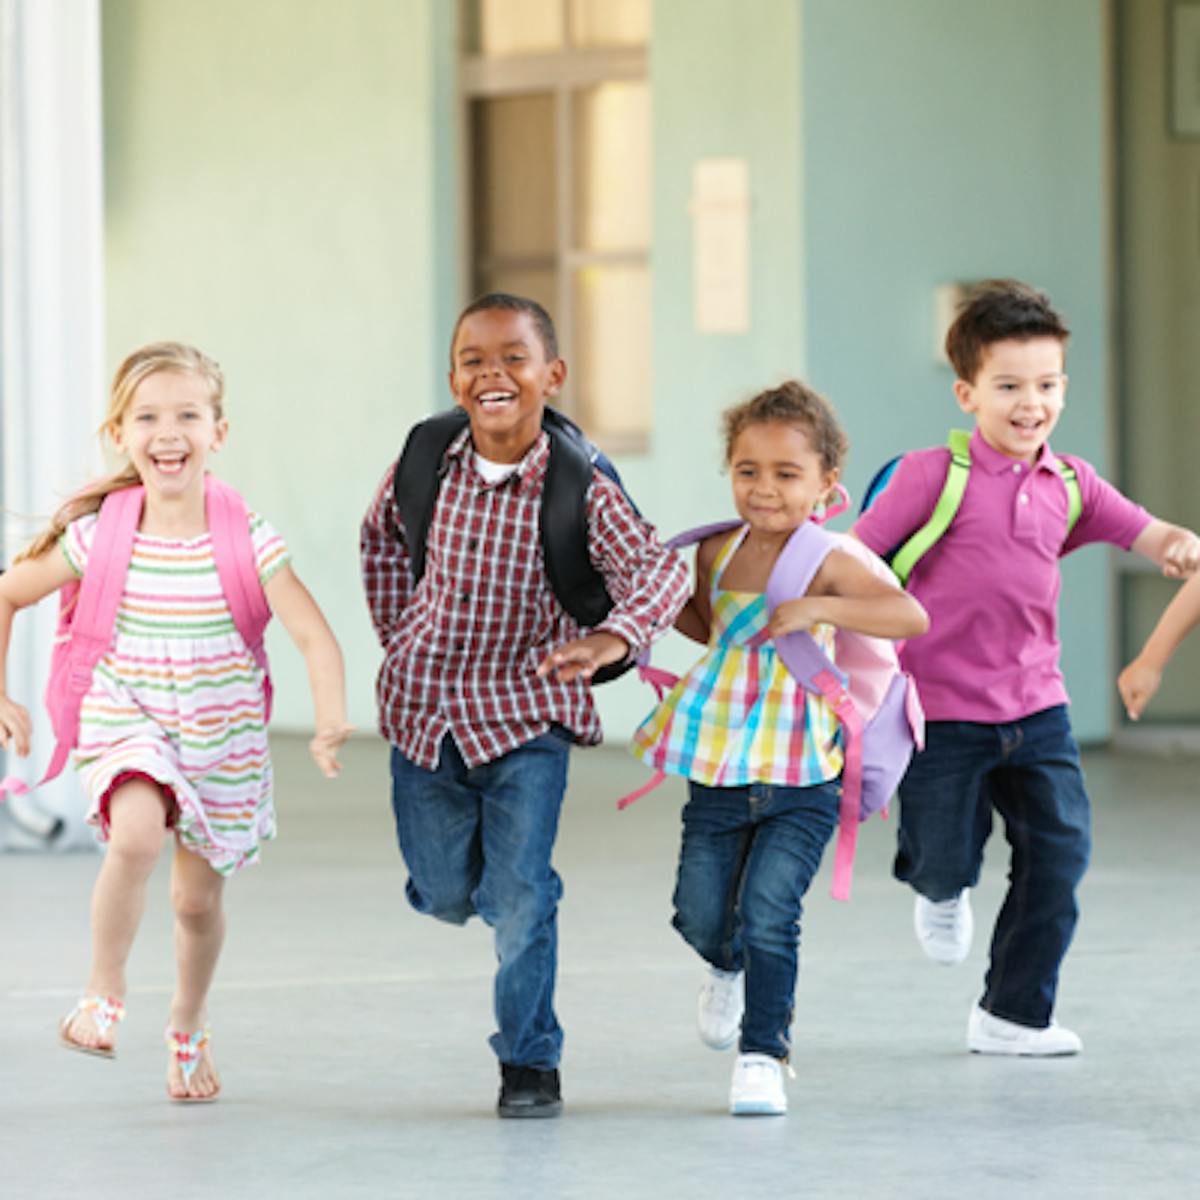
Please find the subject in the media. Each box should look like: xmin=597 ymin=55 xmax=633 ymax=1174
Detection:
xmin=0 ymin=476 xmax=272 ymax=803
xmin=624 ymin=516 xmax=925 ymax=902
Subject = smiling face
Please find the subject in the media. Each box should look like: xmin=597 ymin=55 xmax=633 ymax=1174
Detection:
xmin=110 ymin=369 xmax=227 ymax=501
xmin=448 ymin=308 xmax=566 ymax=463
xmin=955 ymin=336 xmax=1067 ymax=464
xmin=728 ymin=419 xmax=839 ymax=536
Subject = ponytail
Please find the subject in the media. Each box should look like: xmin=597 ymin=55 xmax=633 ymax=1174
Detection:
xmin=14 ymin=465 xmax=141 ymax=564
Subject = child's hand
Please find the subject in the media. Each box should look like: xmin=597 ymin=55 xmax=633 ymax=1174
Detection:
xmin=1117 ymin=658 xmax=1161 ymax=721
xmin=538 ymin=632 xmax=630 ymax=683
xmin=309 ymin=723 xmax=355 ymax=779
xmin=1161 ymin=531 xmax=1200 ymax=579
xmin=769 ymin=598 xmax=827 ymax=639
xmin=0 ymin=695 xmax=32 ymax=757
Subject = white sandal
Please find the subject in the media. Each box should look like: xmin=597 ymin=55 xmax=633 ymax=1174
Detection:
xmin=59 ymin=995 xmax=125 ymax=1058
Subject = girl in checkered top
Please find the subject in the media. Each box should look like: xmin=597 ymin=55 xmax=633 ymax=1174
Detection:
xmin=631 ymin=381 xmax=926 ymax=1116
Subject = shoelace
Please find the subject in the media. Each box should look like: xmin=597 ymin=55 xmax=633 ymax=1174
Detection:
xmin=923 ymin=899 xmax=964 ymax=935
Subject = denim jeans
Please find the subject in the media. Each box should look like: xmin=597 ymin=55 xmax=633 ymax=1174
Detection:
xmin=895 ymin=704 xmax=1091 ymax=1028
xmin=389 ymin=729 xmax=571 ymax=1069
xmin=672 ymin=778 xmax=840 ymax=1060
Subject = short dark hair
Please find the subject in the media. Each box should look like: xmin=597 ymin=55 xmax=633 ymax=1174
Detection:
xmin=945 ymin=279 xmax=1070 ymax=383
xmin=722 ymin=379 xmax=848 ymax=476
xmin=450 ymin=292 xmax=559 ymax=362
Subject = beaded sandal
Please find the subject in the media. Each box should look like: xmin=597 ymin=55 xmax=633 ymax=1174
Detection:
xmin=165 ymin=1026 xmax=219 ymax=1103
xmin=59 ymin=995 xmax=125 ymax=1058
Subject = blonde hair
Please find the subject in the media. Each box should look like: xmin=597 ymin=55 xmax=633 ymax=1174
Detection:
xmin=16 ymin=342 xmax=224 ymax=563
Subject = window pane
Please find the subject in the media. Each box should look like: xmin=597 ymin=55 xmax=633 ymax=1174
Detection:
xmin=572 ymin=82 xmax=650 ymax=252
xmin=573 ymin=265 xmax=650 ymax=438
xmin=569 ymin=0 xmax=649 ymax=47
xmin=476 ymin=267 xmax=557 ymax=318
xmin=472 ymin=95 xmax=557 ymax=259
xmin=466 ymin=0 xmax=564 ymax=56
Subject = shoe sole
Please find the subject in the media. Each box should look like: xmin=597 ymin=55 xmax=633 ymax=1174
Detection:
xmin=699 ymin=1030 xmax=739 ymax=1051
xmin=730 ymin=1101 xmax=786 ymax=1116
xmin=968 ymin=1041 xmax=1080 ymax=1058
xmin=498 ymin=1100 xmax=563 ymax=1119
xmin=59 ymin=1031 xmax=115 ymax=1059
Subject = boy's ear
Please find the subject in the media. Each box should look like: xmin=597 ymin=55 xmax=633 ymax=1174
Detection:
xmin=545 ymin=357 xmax=567 ymax=398
xmin=953 ymin=378 xmax=977 ymax=414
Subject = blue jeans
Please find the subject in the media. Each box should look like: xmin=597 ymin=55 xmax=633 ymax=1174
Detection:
xmin=389 ymin=730 xmax=571 ymax=1069
xmin=672 ymin=779 xmax=840 ymax=1060
xmin=895 ymin=704 xmax=1091 ymax=1028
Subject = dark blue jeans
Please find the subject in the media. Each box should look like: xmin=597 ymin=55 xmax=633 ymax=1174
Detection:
xmin=672 ymin=779 xmax=840 ymax=1060
xmin=389 ymin=730 xmax=571 ymax=1069
xmin=895 ymin=704 xmax=1091 ymax=1028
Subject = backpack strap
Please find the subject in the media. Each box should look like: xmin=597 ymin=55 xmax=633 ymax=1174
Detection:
xmin=889 ymin=428 xmax=972 ymax=586
xmin=762 ymin=522 xmax=867 ymax=900
xmin=205 ymin=476 xmax=274 ymax=722
xmin=0 ymin=487 xmax=143 ymax=802
xmin=392 ymin=408 xmax=470 ymax=585
xmin=1058 ymin=458 xmax=1082 ymax=536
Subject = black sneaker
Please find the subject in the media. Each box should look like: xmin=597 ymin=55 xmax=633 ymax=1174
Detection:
xmin=497 ymin=1063 xmax=563 ymax=1119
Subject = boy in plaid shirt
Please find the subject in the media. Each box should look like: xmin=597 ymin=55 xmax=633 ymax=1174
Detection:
xmin=361 ymin=293 xmax=688 ymax=1117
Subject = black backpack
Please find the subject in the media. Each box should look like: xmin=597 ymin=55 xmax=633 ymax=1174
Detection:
xmin=391 ymin=407 xmax=636 ymax=683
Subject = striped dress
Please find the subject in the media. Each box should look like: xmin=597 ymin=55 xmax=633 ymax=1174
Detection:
xmin=60 ymin=511 xmax=290 ymax=875
xmin=630 ymin=527 xmax=843 ymax=787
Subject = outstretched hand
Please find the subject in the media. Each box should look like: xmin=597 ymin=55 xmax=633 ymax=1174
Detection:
xmin=1116 ymin=658 xmax=1161 ymax=722
xmin=309 ymin=723 xmax=355 ymax=778
xmin=0 ymin=695 xmax=32 ymax=758
xmin=1161 ymin=532 xmax=1200 ymax=579
xmin=537 ymin=632 xmax=630 ymax=684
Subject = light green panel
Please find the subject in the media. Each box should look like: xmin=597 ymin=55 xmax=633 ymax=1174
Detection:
xmin=594 ymin=0 xmax=804 ymax=741
xmin=102 ymin=0 xmax=446 ymax=733
xmin=802 ymin=0 xmax=1115 ymax=741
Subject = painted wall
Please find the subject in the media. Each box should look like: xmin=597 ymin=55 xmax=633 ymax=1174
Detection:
xmin=800 ymin=0 xmax=1114 ymax=741
xmin=1117 ymin=0 xmax=1200 ymax=723
xmin=102 ymin=0 xmax=448 ymax=734
xmin=594 ymin=0 xmax=805 ymax=738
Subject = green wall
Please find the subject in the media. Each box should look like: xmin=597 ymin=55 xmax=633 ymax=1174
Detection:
xmin=102 ymin=0 xmax=446 ymax=733
xmin=800 ymin=0 xmax=1114 ymax=741
xmin=594 ymin=0 xmax=805 ymax=738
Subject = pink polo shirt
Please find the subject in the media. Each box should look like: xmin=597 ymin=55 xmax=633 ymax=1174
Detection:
xmin=852 ymin=429 xmax=1151 ymax=724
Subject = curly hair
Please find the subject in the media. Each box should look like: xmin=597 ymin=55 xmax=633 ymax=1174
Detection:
xmin=722 ymin=380 xmax=848 ymax=476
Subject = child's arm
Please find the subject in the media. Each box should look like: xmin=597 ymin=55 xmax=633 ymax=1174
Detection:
xmin=360 ymin=463 xmax=413 ymax=645
xmin=769 ymin=548 xmax=928 ymax=641
xmin=673 ymin=535 xmax=720 ymax=645
xmin=538 ymin=478 xmax=690 ymax=682
xmin=0 ymin=549 xmax=79 ymax=756
xmin=1117 ymin=571 xmax=1200 ymax=720
xmin=262 ymin=565 xmax=353 ymax=778
xmin=1129 ymin=519 xmax=1200 ymax=580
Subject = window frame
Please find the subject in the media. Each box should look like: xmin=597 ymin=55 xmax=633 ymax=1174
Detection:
xmin=459 ymin=0 xmax=650 ymax=453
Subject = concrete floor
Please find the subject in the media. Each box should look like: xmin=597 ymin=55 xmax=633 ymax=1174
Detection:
xmin=1 ymin=736 xmax=1197 ymax=1200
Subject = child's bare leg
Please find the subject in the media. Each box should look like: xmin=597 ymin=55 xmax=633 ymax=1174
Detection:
xmin=166 ymin=842 xmax=225 ymax=1099
xmin=62 ymin=779 xmax=170 ymax=1050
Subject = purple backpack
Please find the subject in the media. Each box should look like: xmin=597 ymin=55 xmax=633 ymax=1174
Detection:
xmin=625 ymin=517 xmax=924 ymax=901
xmin=0 ymin=476 xmax=272 ymax=803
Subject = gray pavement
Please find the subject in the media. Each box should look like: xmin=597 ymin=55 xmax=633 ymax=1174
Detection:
xmin=1 ymin=736 xmax=1197 ymax=1199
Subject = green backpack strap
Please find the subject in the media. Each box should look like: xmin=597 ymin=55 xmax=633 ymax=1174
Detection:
xmin=1057 ymin=458 xmax=1082 ymax=537
xmin=890 ymin=431 xmax=1083 ymax=585
xmin=890 ymin=429 xmax=972 ymax=585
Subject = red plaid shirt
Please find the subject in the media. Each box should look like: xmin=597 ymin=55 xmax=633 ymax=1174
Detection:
xmin=361 ymin=427 xmax=688 ymax=769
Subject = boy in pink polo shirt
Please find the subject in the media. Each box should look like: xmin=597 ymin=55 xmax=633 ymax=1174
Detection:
xmin=853 ymin=279 xmax=1200 ymax=1056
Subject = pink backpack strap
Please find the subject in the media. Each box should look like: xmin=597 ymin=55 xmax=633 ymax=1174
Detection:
xmin=205 ymin=476 xmax=273 ymax=722
xmin=0 ymin=487 xmax=143 ymax=802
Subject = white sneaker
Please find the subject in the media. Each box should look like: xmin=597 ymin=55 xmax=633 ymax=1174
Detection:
xmin=729 ymin=1053 xmax=787 ymax=1116
xmin=697 ymin=967 xmax=744 ymax=1050
xmin=967 ymin=1005 xmax=1082 ymax=1057
xmin=913 ymin=890 xmax=973 ymax=965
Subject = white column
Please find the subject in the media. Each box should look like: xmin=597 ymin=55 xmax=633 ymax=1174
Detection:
xmin=1 ymin=0 xmax=105 ymax=849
